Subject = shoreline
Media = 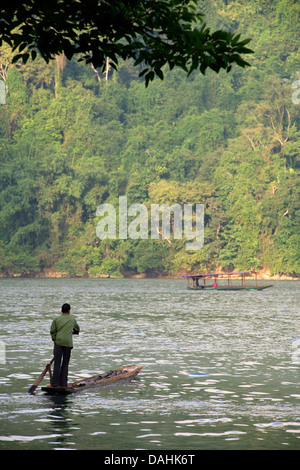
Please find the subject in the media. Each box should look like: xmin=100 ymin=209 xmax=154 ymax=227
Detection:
xmin=0 ymin=268 xmax=299 ymax=281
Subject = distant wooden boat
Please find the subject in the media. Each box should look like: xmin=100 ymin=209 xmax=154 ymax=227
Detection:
xmin=41 ymin=365 xmax=143 ymax=394
xmin=182 ymin=271 xmax=273 ymax=291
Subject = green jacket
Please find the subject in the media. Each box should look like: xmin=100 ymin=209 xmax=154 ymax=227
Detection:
xmin=50 ymin=313 xmax=80 ymax=348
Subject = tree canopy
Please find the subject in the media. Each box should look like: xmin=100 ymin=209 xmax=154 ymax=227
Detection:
xmin=0 ymin=0 xmax=253 ymax=85
xmin=0 ymin=0 xmax=299 ymax=278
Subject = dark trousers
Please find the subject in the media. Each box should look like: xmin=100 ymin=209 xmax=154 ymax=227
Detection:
xmin=51 ymin=344 xmax=72 ymax=387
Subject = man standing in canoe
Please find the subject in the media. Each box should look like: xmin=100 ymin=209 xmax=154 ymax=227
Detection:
xmin=50 ymin=303 xmax=80 ymax=388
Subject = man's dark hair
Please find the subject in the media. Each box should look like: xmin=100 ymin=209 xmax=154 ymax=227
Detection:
xmin=61 ymin=303 xmax=71 ymax=313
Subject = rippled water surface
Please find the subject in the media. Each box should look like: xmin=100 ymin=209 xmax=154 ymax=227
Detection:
xmin=0 ymin=278 xmax=299 ymax=450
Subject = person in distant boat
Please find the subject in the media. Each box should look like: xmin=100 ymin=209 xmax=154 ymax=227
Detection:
xmin=50 ymin=303 xmax=80 ymax=388
xmin=211 ymin=282 xmax=218 ymax=288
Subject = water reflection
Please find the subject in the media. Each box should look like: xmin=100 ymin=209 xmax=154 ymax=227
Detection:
xmin=44 ymin=395 xmax=76 ymax=450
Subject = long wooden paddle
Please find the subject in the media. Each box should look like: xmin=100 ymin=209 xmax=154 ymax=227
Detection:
xmin=27 ymin=357 xmax=54 ymax=394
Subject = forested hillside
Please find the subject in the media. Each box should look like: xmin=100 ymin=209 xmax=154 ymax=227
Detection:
xmin=0 ymin=0 xmax=299 ymax=278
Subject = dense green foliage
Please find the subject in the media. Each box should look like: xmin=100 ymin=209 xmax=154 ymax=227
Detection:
xmin=0 ymin=0 xmax=299 ymax=277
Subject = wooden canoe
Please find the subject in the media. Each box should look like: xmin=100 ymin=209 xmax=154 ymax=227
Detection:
xmin=41 ymin=364 xmax=143 ymax=395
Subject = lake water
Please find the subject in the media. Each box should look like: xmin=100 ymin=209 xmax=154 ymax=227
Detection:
xmin=0 ymin=278 xmax=299 ymax=451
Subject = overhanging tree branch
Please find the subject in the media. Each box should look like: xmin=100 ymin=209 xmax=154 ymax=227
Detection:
xmin=0 ymin=0 xmax=254 ymax=86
